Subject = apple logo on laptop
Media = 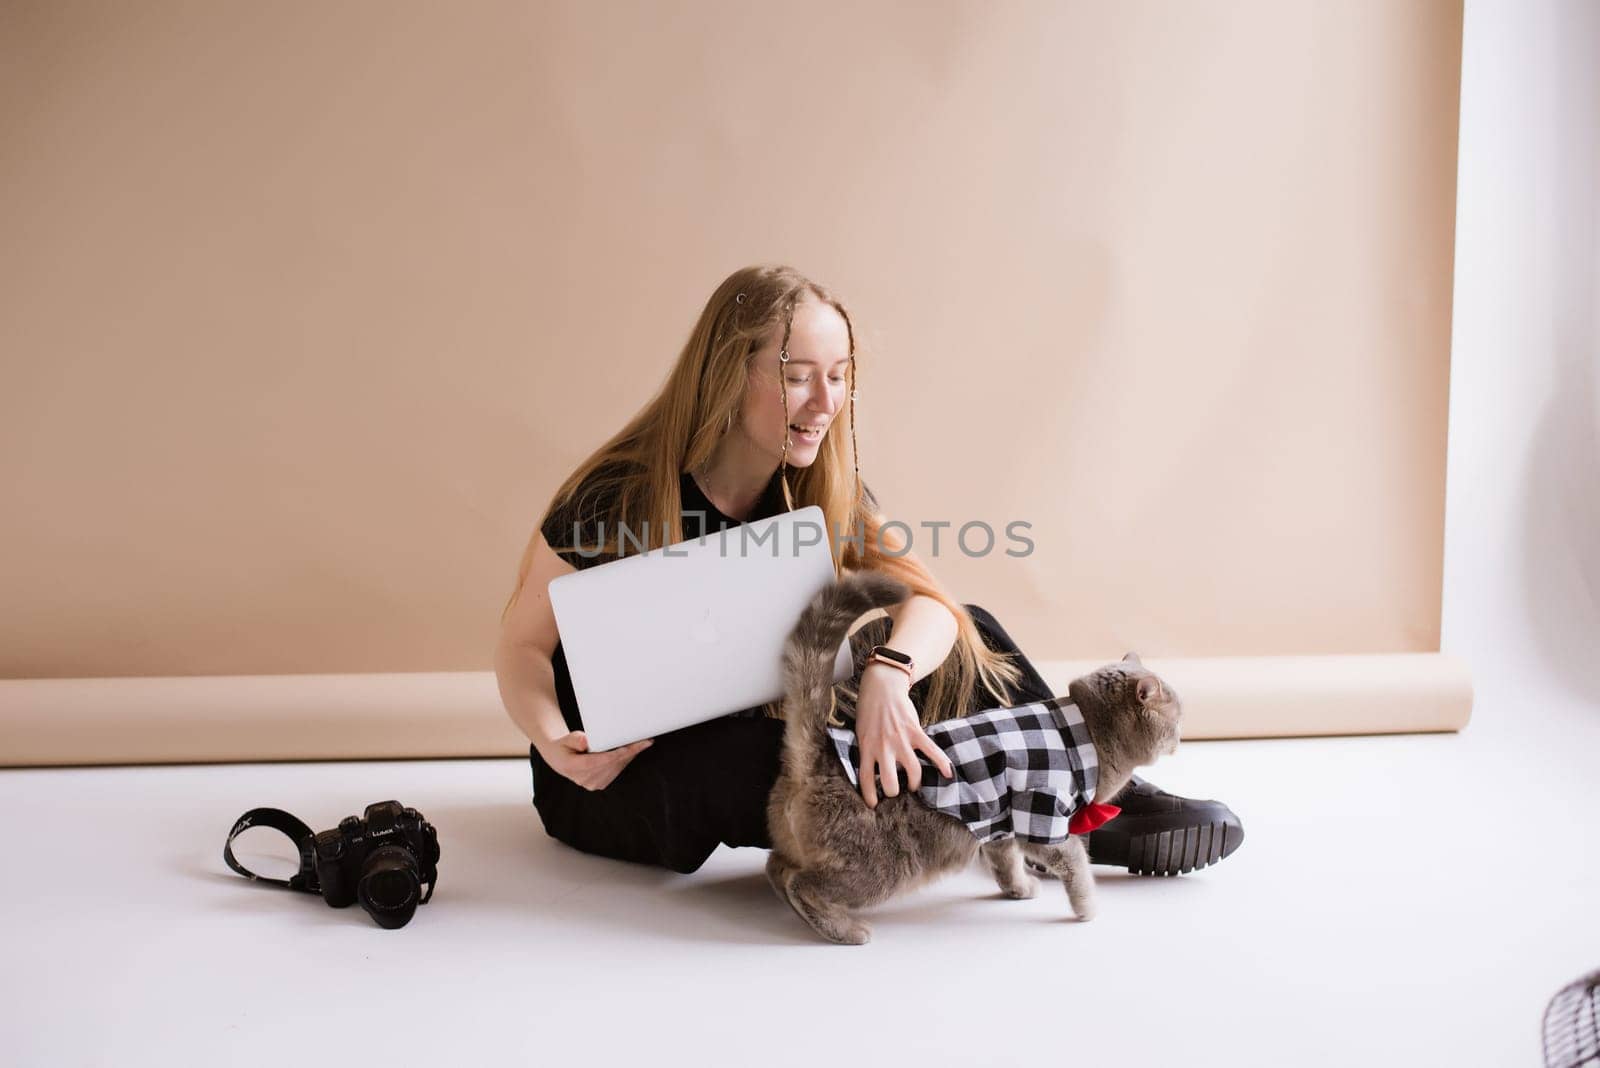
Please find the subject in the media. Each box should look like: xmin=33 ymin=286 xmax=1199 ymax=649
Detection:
xmin=690 ymin=606 xmax=720 ymax=646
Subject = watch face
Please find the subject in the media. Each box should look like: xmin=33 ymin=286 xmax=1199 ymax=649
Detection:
xmin=873 ymin=646 xmax=912 ymax=666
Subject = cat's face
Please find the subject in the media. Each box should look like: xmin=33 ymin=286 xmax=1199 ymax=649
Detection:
xmin=1067 ymin=652 xmax=1183 ymax=762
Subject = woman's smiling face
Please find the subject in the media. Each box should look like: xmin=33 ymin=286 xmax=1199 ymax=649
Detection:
xmin=737 ymin=297 xmax=851 ymax=467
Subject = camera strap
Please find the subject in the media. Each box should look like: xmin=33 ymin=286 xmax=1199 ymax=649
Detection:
xmin=223 ymin=807 xmax=322 ymax=895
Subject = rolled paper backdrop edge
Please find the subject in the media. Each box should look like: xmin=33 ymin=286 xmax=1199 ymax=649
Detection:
xmin=0 ymin=652 xmax=1472 ymax=767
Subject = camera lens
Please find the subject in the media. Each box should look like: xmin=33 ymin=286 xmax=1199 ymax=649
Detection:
xmin=358 ymin=844 xmax=420 ymax=929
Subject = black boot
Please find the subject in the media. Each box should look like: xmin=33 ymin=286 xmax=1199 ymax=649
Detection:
xmin=1032 ymin=775 xmax=1245 ymax=877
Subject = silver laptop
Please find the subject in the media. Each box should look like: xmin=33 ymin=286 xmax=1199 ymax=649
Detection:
xmin=546 ymin=504 xmax=856 ymax=752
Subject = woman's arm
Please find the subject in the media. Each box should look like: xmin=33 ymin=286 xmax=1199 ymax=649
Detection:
xmin=880 ymin=593 xmax=958 ymax=686
xmin=495 ymin=639 xmax=652 ymax=790
xmin=851 ymin=576 xmax=960 ymax=808
xmin=496 ymin=533 xmax=652 ymax=790
xmin=492 ymin=637 xmax=577 ymax=758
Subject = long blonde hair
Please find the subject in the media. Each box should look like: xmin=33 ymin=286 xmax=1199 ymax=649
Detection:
xmin=501 ymin=264 xmax=1025 ymax=725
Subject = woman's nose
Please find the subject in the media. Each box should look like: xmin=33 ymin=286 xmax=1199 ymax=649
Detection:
xmin=810 ymin=381 xmax=838 ymax=415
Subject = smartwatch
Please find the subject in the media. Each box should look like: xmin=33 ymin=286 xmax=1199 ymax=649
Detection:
xmin=866 ymin=644 xmax=916 ymax=681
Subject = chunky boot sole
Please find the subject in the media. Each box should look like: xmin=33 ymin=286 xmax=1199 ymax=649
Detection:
xmin=1025 ymin=808 xmax=1245 ymax=877
xmin=1084 ymin=813 xmax=1243 ymax=876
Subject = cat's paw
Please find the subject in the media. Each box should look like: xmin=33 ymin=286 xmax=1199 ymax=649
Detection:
xmin=1068 ymin=895 xmax=1097 ymax=922
xmin=818 ymin=919 xmax=872 ymax=945
xmin=1000 ymin=873 xmax=1039 ymax=899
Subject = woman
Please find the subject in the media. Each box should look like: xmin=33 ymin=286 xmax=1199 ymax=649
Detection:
xmin=494 ymin=264 xmax=1243 ymax=876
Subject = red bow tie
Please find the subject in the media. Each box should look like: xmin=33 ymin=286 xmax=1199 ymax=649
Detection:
xmin=1068 ymin=801 xmax=1122 ymax=836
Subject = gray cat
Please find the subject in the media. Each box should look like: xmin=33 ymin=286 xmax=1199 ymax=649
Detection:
xmin=766 ymin=571 xmax=1183 ymax=944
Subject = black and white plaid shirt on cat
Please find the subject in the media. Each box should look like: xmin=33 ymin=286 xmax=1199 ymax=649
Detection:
xmin=825 ymin=695 xmax=1112 ymax=845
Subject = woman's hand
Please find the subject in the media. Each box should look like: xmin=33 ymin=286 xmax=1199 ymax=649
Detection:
xmin=852 ymin=662 xmax=955 ymax=808
xmin=541 ymin=730 xmax=653 ymax=791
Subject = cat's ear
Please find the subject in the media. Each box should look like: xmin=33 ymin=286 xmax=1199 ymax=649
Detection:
xmin=1138 ymin=676 xmax=1183 ymax=737
xmin=1122 ymin=651 xmax=1143 ymax=668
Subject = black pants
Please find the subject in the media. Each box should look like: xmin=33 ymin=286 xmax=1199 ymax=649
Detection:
xmin=527 ymin=604 xmax=1058 ymax=874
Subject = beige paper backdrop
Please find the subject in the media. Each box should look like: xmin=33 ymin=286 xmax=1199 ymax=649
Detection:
xmin=0 ymin=0 xmax=1467 ymax=765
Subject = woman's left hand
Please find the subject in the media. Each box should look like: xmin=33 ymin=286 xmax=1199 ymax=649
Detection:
xmin=852 ymin=662 xmax=956 ymax=809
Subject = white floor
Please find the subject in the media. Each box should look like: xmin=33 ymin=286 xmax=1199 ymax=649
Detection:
xmin=4 ymin=677 xmax=1597 ymax=1068
xmin=12 ymin=1 xmax=1598 ymax=1060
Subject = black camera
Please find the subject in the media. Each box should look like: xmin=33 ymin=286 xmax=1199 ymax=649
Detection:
xmin=224 ymin=799 xmax=440 ymax=929
xmin=313 ymin=801 xmax=440 ymax=928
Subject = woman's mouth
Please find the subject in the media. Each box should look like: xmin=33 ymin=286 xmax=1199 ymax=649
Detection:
xmin=789 ymin=423 xmax=826 ymax=443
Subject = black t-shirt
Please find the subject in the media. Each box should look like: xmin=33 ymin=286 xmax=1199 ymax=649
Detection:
xmin=540 ymin=463 xmax=790 ymax=571
xmin=540 ymin=465 xmax=795 ymax=734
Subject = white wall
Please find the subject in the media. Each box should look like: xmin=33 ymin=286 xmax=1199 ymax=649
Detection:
xmin=1442 ymin=0 xmax=1600 ymax=726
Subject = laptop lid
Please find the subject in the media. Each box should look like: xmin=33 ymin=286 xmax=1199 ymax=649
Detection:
xmin=546 ymin=504 xmax=856 ymax=752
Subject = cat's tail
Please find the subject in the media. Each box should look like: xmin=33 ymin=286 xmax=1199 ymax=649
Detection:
xmin=780 ymin=570 xmax=913 ymax=770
